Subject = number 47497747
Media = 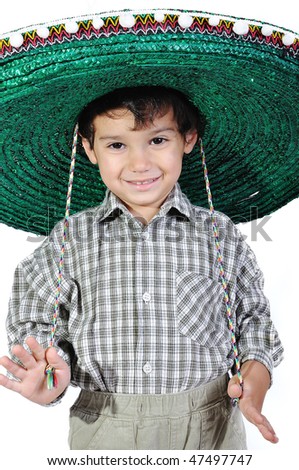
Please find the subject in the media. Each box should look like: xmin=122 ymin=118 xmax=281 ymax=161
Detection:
xmin=188 ymin=454 xmax=253 ymax=466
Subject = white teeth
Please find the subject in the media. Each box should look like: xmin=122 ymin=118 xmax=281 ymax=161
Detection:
xmin=135 ymin=179 xmax=155 ymax=185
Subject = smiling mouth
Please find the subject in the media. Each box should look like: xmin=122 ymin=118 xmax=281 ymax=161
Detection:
xmin=127 ymin=176 xmax=161 ymax=185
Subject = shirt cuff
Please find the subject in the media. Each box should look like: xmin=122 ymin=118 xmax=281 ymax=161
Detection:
xmin=239 ymin=348 xmax=284 ymax=387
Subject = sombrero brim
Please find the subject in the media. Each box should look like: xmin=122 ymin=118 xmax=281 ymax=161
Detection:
xmin=1 ymin=10 xmax=298 ymax=234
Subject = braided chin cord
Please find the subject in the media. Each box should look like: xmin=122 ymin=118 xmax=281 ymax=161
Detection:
xmin=45 ymin=124 xmax=79 ymax=390
xmin=200 ymin=139 xmax=243 ymax=405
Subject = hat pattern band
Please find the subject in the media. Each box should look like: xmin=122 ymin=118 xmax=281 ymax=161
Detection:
xmin=1 ymin=12 xmax=298 ymax=58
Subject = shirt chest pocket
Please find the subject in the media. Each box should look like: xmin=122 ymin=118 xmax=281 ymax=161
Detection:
xmin=176 ymin=271 xmax=231 ymax=348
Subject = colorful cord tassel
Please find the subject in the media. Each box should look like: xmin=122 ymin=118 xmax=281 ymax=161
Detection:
xmin=45 ymin=364 xmax=58 ymax=390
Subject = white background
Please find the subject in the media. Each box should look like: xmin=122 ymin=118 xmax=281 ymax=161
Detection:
xmin=0 ymin=1 xmax=298 ymax=467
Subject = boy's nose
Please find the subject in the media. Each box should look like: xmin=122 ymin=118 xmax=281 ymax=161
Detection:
xmin=128 ymin=149 xmax=151 ymax=172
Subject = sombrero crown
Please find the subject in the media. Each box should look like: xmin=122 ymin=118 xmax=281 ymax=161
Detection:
xmin=1 ymin=8 xmax=298 ymax=234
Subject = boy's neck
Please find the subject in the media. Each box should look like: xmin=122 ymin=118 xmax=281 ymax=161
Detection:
xmin=125 ymin=204 xmax=160 ymax=225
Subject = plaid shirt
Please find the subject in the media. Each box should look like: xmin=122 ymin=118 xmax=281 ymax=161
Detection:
xmin=7 ymin=184 xmax=283 ymax=395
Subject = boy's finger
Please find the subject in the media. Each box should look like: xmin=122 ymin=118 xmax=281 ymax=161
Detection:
xmin=25 ymin=337 xmax=46 ymax=362
xmin=11 ymin=342 xmax=46 ymax=371
xmin=0 ymin=373 xmax=22 ymax=394
xmin=255 ymin=416 xmax=278 ymax=443
xmin=10 ymin=344 xmax=38 ymax=369
xmin=227 ymin=376 xmax=243 ymax=398
xmin=46 ymin=347 xmax=68 ymax=370
xmin=258 ymin=424 xmax=279 ymax=443
xmin=0 ymin=356 xmax=27 ymax=380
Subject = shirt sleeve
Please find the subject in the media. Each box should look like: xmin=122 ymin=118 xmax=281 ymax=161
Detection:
xmin=233 ymin=227 xmax=284 ymax=383
xmin=6 ymin=224 xmax=78 ymax=403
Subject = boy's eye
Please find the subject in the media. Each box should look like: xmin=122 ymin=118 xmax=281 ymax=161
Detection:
xmin=151 ymin=137 xmax=166 ymax=145
xmin=108 ymin=142 xmax=124 ymax=149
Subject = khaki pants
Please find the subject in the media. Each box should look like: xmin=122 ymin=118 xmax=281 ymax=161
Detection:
xmin=69 ymin=374 xmax=247 ymax=450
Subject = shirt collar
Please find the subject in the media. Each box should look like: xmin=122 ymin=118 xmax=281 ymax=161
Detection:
xmin=95 ymin=183 xmax=193 ymax=223
xmin=157 ymin=183 xmax=192 ymax=220
xmin=95 ymin=190 xmax=128 ymax=223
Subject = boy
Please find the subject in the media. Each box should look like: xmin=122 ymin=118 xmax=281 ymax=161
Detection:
xmin=0 ymin=86 xmax=283 ymax=450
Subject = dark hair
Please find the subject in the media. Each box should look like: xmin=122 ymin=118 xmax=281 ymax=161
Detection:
xmin=78 ymin=86 xmax=205 ymax=149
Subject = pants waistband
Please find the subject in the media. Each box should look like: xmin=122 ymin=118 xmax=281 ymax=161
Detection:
xmin=70 ymin=374 xmax=229 ymax=419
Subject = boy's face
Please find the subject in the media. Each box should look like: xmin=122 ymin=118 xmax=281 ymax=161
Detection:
xmin=82 ymin=109 xmax=197 ymax=221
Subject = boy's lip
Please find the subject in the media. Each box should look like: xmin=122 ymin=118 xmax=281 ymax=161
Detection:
xmin=125 ymin=175 xmax=162 ymax=187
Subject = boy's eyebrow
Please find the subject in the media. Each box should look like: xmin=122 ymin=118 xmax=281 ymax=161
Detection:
xmin=98 ymin=135 xmax=125 ymax=141
xmin=148 ymin=126 xmax=177 ymax=135
xmin=98 ymin=127 xmax=178 ymax=141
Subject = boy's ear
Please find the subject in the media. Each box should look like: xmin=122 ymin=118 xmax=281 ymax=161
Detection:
xmin=184 ymin=130 xmax=199 ymax=155
xmin=81 ymin=137 xmax=98 ymax=165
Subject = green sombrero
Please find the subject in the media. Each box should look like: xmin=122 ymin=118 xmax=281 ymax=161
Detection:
xmin=1 ymin=9 xmax=298 ymax=235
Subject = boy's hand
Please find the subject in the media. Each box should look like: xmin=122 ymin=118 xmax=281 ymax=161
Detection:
xmin=0 ymin=337 xmax=71 ymax=405
xmin=227 ymin=360 xmax=278 ymax=444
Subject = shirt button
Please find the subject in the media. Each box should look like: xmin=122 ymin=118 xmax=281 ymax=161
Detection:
xmin=141 ymin=231 xmax=149 ymax=240
xmin=143 ymin=362 xmax=152 ymax=374
xmin=142 ymin=292 xmax=151 ymax=303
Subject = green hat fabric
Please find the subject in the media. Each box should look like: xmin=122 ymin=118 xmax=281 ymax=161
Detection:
xmin=1 ymin=10 xmax=298 ymax=235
